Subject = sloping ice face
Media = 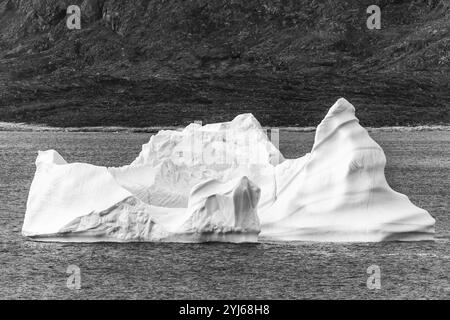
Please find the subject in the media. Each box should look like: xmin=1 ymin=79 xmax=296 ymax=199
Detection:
xmin=22 ymin=98 xmax=435 ymax=242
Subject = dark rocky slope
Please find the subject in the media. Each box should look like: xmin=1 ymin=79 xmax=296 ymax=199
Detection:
xmin=0 ymin=0 xmax=449 ymax=127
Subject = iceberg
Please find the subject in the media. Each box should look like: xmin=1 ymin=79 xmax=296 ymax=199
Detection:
xmin=22 ymin=98 xmax=435 ymax=242
xmin=23 ymin=153 xmax=261 ymax=243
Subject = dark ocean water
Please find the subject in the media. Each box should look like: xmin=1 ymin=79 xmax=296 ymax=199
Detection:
xmin=0 ymin=131 xmax=449 ymax=299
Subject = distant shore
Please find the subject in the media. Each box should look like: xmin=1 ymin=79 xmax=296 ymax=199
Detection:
xmin=1 ymin=121 xmax=450 ymax=133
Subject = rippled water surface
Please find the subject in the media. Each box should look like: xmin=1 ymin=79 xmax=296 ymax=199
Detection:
xmin=0 ymin=131 xmax=449 ymax=299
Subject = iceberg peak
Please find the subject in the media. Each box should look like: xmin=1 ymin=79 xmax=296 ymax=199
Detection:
xmin=230 ymin=113 xmax=263 ymax=130
xmin=313 ymin=98 xmax=359 ymax=151
xmin=327 ymin=97 xmax=356 ymax=117
xmin=36 ymin=150 xmax=67 ymax=167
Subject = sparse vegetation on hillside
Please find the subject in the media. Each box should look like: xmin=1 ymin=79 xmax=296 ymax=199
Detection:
xmin=0 ymin=0 xmax=449 ymax=127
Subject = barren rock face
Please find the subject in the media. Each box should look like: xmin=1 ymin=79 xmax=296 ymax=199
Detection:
xmin=0 ymin=1 xmax=449 ymax=128
xmin=22 ymin=98 xmax=435 ymax=243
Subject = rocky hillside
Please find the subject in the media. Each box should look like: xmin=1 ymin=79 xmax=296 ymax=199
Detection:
xmin=0 ymin=0 xmax=449 ymax=127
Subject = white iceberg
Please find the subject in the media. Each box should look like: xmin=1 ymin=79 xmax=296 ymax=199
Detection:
xmin=22 ymin=98 xmax=435 ymax=242
xmin=23 ymin=153 xmax=261 ymax=243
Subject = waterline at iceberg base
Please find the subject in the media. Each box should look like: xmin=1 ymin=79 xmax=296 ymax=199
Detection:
xmin=22 ymin=98 xmax=436 ymax=243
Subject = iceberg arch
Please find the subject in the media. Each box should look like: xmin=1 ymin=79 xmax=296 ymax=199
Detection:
xmin=22 ymin=98 xmax=435 ymax=242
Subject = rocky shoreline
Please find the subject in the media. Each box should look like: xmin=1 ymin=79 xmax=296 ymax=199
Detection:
xmin=1 ymin=121 xmax=450 ymax=133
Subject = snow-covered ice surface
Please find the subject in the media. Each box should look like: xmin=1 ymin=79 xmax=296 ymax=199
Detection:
xmin=22 ymin=98 xmax=435 ymax=242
